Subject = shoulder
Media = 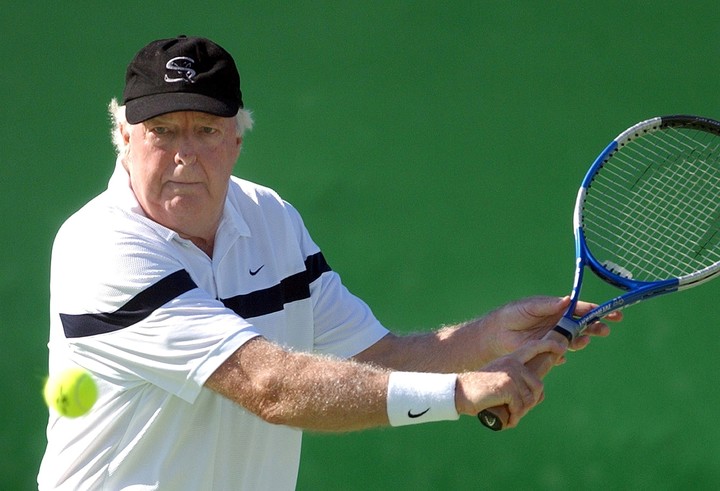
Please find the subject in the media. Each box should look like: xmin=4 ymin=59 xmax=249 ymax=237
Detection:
xmin=227 ymin=176 xmax=287 ymax=207
xmin=225 ymin=176 xmax=320 ymax=254
xmin=52 ymin=192 xmax=184 ymax=302
xmin=226 ymin=176 xmax=306 ymax=227
xmin=55 ymin=191 xmax=173 ymax=259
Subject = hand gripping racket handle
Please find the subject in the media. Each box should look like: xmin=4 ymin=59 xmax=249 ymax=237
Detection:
xmin=478 ymin=329 xmax=570 ymax=431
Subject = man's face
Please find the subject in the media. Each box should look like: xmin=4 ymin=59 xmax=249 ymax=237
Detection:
xmin=121 ymin=111 xmax=241 ymax=242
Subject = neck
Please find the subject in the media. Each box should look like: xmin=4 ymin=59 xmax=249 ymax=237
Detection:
xmin=172 ymin=214 xmax=219 ymax=258
xmin=182 ymin=234 xmax=215 ymax=258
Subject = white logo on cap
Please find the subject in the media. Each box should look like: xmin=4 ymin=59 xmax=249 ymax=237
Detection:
xmin=164 ymin=57 xmax=197 ymax=83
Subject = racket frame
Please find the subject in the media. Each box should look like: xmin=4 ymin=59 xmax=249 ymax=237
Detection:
xmin=555 ymin=115 xmax=720 ymax=341
xmin=479 ymin=115 xmax=720 ymax=431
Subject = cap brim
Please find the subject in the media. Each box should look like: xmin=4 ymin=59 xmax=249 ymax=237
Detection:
xmin=125 ymin=92 xmax=239 ymax=124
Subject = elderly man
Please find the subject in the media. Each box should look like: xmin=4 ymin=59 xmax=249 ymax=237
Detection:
xmin=38 ymin=36 xmax=613 ymax=490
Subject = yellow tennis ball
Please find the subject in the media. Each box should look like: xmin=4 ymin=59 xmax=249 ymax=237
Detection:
xmin=43 ymin=367 xmax=98 ymax=418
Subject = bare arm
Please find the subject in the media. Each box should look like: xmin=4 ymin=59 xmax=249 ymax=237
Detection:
xmin=206 ymin=337 xmax=390 ymax=432
xmin=205 ymin=335 xmax=564 ymax=431
xmin=354 ymin=296 xmax=616 ymax=372
xmin=352 ymin=327 xmax=487 ymax=373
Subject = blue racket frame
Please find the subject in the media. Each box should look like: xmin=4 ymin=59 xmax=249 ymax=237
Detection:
xmin=479 ymin=114 xmax=720 ymax=431
xmin=553 ymin=116 xmax=720 ymax=341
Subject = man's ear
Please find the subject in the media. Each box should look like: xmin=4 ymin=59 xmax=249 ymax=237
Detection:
xmin=235 ymin=136 xmax=243 ymax=158
xmin=121 ymin=123 xmax=131 ymax=145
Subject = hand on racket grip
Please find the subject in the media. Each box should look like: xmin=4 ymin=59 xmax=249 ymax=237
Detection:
xmin=477 ymin=329 xmax=570 ymax=431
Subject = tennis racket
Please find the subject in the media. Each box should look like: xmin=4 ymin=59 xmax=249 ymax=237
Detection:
xmin=478 ymin=115 xmax=720 ymax=431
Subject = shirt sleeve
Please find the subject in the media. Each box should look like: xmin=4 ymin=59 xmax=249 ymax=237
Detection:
xmin=49 ymin=207 xmax=260 ymax=404
xmin=283 ymin=201 xmax=390 ymax=358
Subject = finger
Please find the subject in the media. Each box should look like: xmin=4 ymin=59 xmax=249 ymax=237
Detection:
xmin=568 ymin=335 xmax=592 ymax=352
xmin=572 ymin=301 xmax=599 ymax=316
xmin=572 ymin=303 xmax=623 ymax=322
xmin=568 ymin=335 xmax=590 ymax=352
xmin=514 ymin=362 xmax=545 ymax=408
xmin=515 ymin=339 xmax=567 ymax=364
xmin=527 ymin=296 xmax=571 ymax=317
xmin=515 ymin=378 xmax=536 ymax=410
xmin=584 ymin=321 xmax=611 ymax=337
xmin=523 ymin=373 xmax=544 ymax=407
xmin=506 ymin=388 xmax=530 ymax=426
xmin=508 ymin=370 xmax=545 ymax=426
xmin=569 ymin=321 xmax=612 ymax=351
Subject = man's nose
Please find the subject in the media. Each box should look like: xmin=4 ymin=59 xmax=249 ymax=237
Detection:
xmin=175 ymin=137 xmax=198 ymax=165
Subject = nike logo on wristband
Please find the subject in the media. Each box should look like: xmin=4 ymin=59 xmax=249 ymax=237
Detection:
xmin=407 ymin=408 xmax=430 ymax=418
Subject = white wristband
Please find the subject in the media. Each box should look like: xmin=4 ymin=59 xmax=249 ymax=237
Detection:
xmin=386 ymin=372 xmax=459 ymax=426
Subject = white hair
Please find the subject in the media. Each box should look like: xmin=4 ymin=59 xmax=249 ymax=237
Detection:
xmin=108 ymin=97 xmax=254 ymax=158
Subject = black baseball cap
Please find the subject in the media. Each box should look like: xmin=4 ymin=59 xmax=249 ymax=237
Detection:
xmin=122 ymin=35 xmax=243 ymax=124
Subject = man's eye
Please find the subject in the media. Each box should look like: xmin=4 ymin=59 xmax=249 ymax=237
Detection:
xmin=200 ymin=126 xmax=217 ymax=134
xmin=151 ymin=127 xmax=169 ymax=135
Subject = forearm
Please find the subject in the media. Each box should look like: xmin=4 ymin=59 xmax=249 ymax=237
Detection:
xmin=206 ymin=335 xmax=561 ymax=432
xmin=353 ymin=318 xmax=499 ymax=373
xmin=354 ymin=296 xmax=587 ymax=373
xmin=207 ymin=337 xmax=390 ymax=432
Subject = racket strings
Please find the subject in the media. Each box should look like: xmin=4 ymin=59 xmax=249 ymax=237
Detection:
xmin=598 ymin=134 xmax=720 ymax=275
xmin=591 ymin=130 xmax=720 ymax=275
xmin=627 ymin=137 xmax=720 ymax=248
xmin=582 ymin=126 xmax=720 ymax=281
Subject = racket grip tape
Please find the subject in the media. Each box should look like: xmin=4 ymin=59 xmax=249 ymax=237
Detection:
xmin=477 ymin=328 xmax=570 ymax=431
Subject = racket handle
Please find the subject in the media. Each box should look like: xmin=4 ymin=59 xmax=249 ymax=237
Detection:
xmin=478 ymin=329 xmax=570 ymax=431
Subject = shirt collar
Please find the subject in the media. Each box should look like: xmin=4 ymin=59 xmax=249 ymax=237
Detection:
xmin=107 ymin=158 xmax=149 ymax=217
xmin=218 ymin=191 xmax=251 ymax=238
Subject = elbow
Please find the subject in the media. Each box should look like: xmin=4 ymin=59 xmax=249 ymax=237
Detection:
xmin=209 ymin=338 xmax=307 ymax=427
xmin=246 ymin=370 xmax=295 ymax=426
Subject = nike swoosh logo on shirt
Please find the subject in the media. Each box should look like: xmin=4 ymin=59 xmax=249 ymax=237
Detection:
xmin=249 ymin=265 xmax=265 ymax=276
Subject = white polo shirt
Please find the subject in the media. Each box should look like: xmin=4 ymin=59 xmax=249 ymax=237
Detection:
xmin=38 ymin=160 xmax=389 ymax=490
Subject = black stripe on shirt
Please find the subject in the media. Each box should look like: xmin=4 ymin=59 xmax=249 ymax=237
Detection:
xmin=221 ymin=252 xmax=331 ymax=319
xmin=60 ymin=269 xmax=198 ymax=338
xmin=304 ymin=251 xmax=332 ymax=283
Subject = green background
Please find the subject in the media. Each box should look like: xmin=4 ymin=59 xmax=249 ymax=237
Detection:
xmin=4 ymin=2 xmax=720 ymax=489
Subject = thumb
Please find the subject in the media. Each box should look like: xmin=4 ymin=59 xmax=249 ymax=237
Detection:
xmin=524 ymin=296 xmax=570 ymax=318
xmin=515 ymin=339 xmax=567 ymax=364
